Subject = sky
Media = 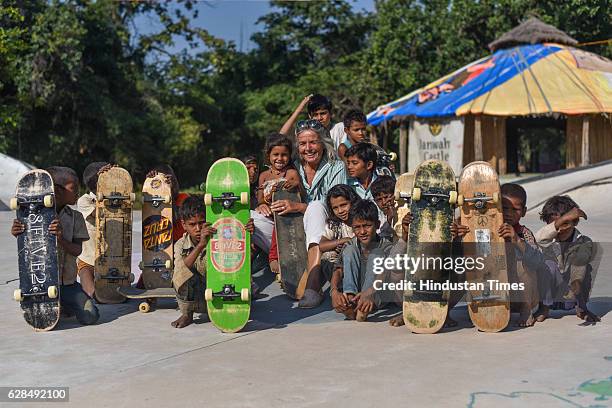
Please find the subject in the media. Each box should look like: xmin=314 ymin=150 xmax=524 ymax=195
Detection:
xmin=136 ymin=0 xmax=376 ymax=53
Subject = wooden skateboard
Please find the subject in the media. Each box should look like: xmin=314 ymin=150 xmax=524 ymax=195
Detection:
xmin=11 ymin=170 xmax=60 ymax=331
xmin=204 ymin=158 xmax=251 ymax=333
xmin=94 ymin=167 xmax=134 ymax=304
xmin=393 ymin=172 xmax=414 ymax=237
xmin=458 ymin=161 xmax=510 ymax=332
xmin=118 ymin=173 xmax=173 ymax=312
xmin=273 ymin=190 xmax=308 ymax=299
xmin=403 ymin=160 xmax=457 ymax=333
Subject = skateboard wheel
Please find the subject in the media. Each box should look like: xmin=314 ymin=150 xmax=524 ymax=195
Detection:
xmin=388 ymin=152 xmax=397 ymax=161
xmin=448 ymin=191 xmax=458 ymax=205
xmin=204 ymin=193 xmax=213 ymax=206
xmin=139 ymin=302 xmax=151 ymax=313
xmin=240 ymin=191 xmax=249 ymax=205
xmin=129 ymin=273 xmax=135 ymax=283
xmin=138 ymin=261 xmax=143 ymax=270
xmin=457 ymin=194 xmax=464 ymax=206
xmin=205 ymin=288 xmax=213 ymax=301
xmin=241 ymin=288 xmax=249 ymax=302
xmin=162 ymin=195 xmax=171 ymax=204
xmin=130 ymin=193 xmax=136 ymax=202
xmin=47 ymin=285 xmax=58 ymax=299
xmin=412 ymin=187 xmax=421 ymax=201
xmin=492 ymin=192 xmax=500 ymax=204
xmin=13 ymin=289 xmax=23 ymax=302
xmin=9 ymin=197 xmax=18 ymax=210
xmin=43 ymin=195 xmax=54 ymax=208
xmin=164 ymin=260 xmax=172 ymax=269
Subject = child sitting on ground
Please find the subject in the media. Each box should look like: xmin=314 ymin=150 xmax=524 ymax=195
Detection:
xmin=172 ymin=196 xmax=255 ymax=328
xmin=255 ymin=134 xmax=302 ymax=218
xmin=12 ymin=166 xmax=99 ymax=325
xmin=535 ymin=195 xmax=599 ymax=322
xmin=370 ymin=175 xmax=398 ymax=241
xmin=319 ymin=185 xmax=359 ymax=267
xmin=338 ymin=110 xmax=369 ymax=162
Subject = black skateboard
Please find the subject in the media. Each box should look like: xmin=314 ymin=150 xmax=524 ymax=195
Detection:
xmin=11 ymin=170 xmax=60 ymax=331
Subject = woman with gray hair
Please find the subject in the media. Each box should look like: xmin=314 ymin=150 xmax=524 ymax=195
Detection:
xmin=251 ymin=119 xmax=347 ymax=307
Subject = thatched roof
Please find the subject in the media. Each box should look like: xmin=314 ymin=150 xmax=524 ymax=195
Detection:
xmin=489 ymin=17 xmax=578 ymax=52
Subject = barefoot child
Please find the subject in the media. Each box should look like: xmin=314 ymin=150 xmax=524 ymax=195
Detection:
xmin=255 ymin=134 xmax=302 ymax=218
xmin=172 ymin=196 xmax=255 ymax=328
xmin=242 ymin=155 xmax=260 ymax=209
xmin=12 ymin=166 xmax=99 ymax=325
xmin=338 ymin=110 xmax=368 ymax=162
xmin=535 ymin=196 xmax=599 ymax=322
xmin=371 ymin=175 xmax=398 ymax=241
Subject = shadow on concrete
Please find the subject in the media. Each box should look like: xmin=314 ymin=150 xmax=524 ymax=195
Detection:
xmin=54 ymin=298 xmax=159 ymax=330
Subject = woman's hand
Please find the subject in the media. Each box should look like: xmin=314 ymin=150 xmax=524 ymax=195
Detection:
xmin=270 ymin=199 xmax=304 ymax=215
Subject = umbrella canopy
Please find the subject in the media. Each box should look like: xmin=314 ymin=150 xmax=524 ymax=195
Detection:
xmin=367 ymin=43 xmax=612 ymax=125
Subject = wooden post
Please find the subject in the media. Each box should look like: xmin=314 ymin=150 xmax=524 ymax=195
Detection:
xmin=581 ymin=116 xmax=590 ymax=166
xmin=383 ymin=124 xmax=389 ymax=151
xmin=370 ymin=126 xmax=378 ymax=145
xmin=474 ymin=115 xmax=483 ymax=161
xmin=399 ymin=121 xmax=408 ymax=174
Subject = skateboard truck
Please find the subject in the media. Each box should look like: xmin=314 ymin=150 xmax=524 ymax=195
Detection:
xmin=10 ymin=195 xmax=54 ymax=210
xmin=143 ymin=195 xmax=171 ymax=208
xmin=204 ymin=192 xmax=249 ymax=209
xmin=97 ymin=268 xmax=135 ymax=282
xmin=205 ymin=284 xmax=249 ymax=302
xmin=457 ymin=192 xmax=499 ymax=208
xmin=97 ymin=191 xmax=136 ymax=207
xmin=411 ymin=188 xmax=458 ymax=205
xmin=139 ymin=258 xmax=172 ymax=271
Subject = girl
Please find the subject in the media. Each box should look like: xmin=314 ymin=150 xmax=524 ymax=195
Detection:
xmin=319 ymin=185 xmax=360 ymax=264
xmin=256 ymin=134 xmax=302 ymax=217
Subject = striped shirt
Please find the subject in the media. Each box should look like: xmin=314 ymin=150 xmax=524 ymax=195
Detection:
xmin=295 ymin=156 xmax=347 ymax=203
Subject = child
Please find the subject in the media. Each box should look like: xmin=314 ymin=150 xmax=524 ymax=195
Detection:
xmin=171 ymin=196 xmax=255 ymax=328
xmin=75 ymin=162 xmax=110 ymax=298
xmin=338 ymin=110 xmax=368 ymax=161
xmin=370 ymin=175 xmax=398 ymax=241
xmin=535 ymin=195 xmax=599 ymax=322
xmin=256 ymin=134 xmax=302 ymax=218
xmin=345 ymin=143 xmax=378 ymax=201
xmin=330 ymin=200 xmax=394 ymax=321
xmin=242 ymin=155 xmax=259 ymax=210
xmin=12 ymin=166 xmax=99 ymax=325
xmin=319 ymin=185 xmax=359 ymax=265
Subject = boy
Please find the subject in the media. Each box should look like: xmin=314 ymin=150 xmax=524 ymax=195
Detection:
xmin=279 ymin=94 xmax=346 ymax=149
xmin=171 ymin=196 xmax=255 ymax=328
xmin=330 ymin=200 xmax=394 ymax=321
xmin=345 ymin=143 xmax=378 ymax=201
xmin=242 ymin=155 xmax=259 ymax=210
xmin=338 ymin=110 xmax=368 ymax=161
xmin=370 ymin=175 xmax=398 ymax=241
xmin=12 ymin=166 xmax=99 ymax=325
xmin=75 ymin=162 xmax=110 ymax=298
xmin=535 ymin=195 xmax=599 ymax=322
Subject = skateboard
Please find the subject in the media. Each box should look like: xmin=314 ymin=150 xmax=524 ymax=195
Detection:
xmin=11 ymin=170 xmax=60 ymax=331
xmin=393 ymin=172 xmax=414 ymax=237
xmin=403 ymin=160 xmax=457 ymax=333
xmin=273 ymin=190 xmax=308 ymax=299
xmin=371 ymin=143 xmax=397 ymax=180
xmin=94 ymin=167 xmax=135 ymax=304
xmin=118 ymin=173 xmax=174 ymax=312
xmin=204 ymin=158 xmax=251 ymax=333
xmin=458 ymin=161 xmax=510 ymax=332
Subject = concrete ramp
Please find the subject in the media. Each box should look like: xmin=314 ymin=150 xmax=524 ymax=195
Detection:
xmin=0 ymin=153 xmax=34 ymax=210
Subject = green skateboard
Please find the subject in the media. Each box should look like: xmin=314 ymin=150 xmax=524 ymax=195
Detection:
xmin=203 ymin=158 xmax=251 ymax=333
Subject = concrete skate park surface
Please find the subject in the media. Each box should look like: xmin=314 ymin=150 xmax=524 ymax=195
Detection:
xmin=1 ymin=167 xmax=611 ymax=407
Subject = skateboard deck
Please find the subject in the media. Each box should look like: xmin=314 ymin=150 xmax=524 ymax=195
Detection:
xmin=204 ymin=158 xmax=251 ymax=333
xmin=117 ymin=287 xmax=176 ymax=313
xmin=459 ymin=161 xmax=510 ymax=332
xmin=94 ymin=167 xmax=134 ymax=304
xmin=393 ymin=172 xmax=414 ymax=237
xmin=273 ymin=190 xmax=308 ymax=299
xmin=11 ymin=170 xmax=60 ymax=331
xmin=403 ymin=160 xmax=456 ymax=333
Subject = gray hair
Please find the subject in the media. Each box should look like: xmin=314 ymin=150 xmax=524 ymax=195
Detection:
xmin=295 ymin=127 xmax=339 ymax=163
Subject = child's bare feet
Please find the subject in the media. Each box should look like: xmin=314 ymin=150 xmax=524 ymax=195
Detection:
xmin=171 ymin=312 xmax=194 ymax=328
xmin=516 ymin=310 xmax=535 ymax=327
xmin=577 ymin=309 xmax=601 ymax=322
xmin=389 ymin=314 xmax=405 ymax=327
xmin=356 ymin=311 xmax=368 ymax=322
xmin=534 ymin=304 xmax=549 ymax=322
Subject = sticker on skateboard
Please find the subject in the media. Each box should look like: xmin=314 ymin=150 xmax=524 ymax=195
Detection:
xmin=204 ymin=158 xmax=251 ymax=333
xmin=11 ymin=170 xmax=60 ymax=331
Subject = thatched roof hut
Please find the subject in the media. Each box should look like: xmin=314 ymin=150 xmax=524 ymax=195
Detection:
xmin=489 ymin=17 xmax=578 ymax=51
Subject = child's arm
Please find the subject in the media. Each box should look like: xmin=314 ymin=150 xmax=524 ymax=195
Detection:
xmin=184 ymin=223 xmax=216 ymax=269
xmin=11 ymin=219 xmax=25 ymax=237
xmin=319 ymin=236 xmax=351 ymax=253
xmin=338 ymin=144 xmax=347 ymax=162
xmin=255 ymin=172 xmax=272 ymax=217
xmin=450 ymin=220 xmax=469 ymax=241
xmin=330 ymin=266 xmax=351 ymax=312
xmin=282 ymin=169 xmax=302 ymax=193
xmin=49 ymin=219 xmax=82 ymax=257
xmin=279 ymin=94 xmax=312 ymax=137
